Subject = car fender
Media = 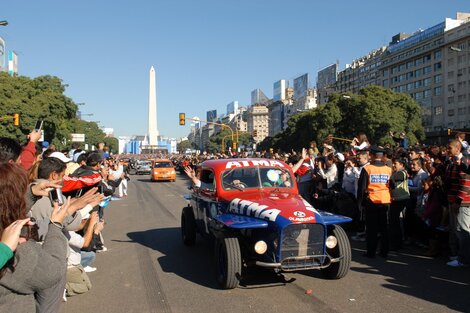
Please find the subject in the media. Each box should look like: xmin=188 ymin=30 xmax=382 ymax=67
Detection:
xmin=316 ymin=210 xmax=352 ymax=225
xmin=214 ymin=213 xmax=269 ymax=229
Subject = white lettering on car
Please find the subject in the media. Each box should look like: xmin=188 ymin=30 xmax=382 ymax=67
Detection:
xmin=225 ymin=160 xmax=286 ymax=169
xmin=229 ymin=198 xmax=280 ymax=222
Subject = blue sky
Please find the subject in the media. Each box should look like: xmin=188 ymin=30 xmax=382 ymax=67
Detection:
xmin=1 ymin=1 xmax=467 ymax=138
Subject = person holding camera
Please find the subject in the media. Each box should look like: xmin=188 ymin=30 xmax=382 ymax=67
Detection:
xmin=0 ymin=163 xmax=71 ymax=313
xmin=0 ymin=218 xmax=32 ymax=268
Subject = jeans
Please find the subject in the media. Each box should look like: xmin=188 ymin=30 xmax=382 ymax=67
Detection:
xmin=80 ymin=251 xmax=96 ymax=268
xmin=457 ymin=206 xmax=470 ymax=264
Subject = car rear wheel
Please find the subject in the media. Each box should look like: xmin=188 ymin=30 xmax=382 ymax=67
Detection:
xmin=215 ymin=236 xmax=241 ymax=289
xmin=181 ymin=206 xmax=196 ymax=246
xmin=321 ymin=225 xmax=351 ymax=279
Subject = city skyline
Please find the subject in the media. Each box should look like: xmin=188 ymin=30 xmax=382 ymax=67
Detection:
xmin=1 ymin=1 xmax=467 ymax=138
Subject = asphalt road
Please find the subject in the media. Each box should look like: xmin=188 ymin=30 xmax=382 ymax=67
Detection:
xmin=61 ymin=173 xmax=470 ymax=313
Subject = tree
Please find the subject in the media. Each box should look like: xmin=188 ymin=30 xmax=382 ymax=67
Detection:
xmin=177 ymin=140 xmax=195 ymax=152
xmin=0 ymin=72 xmax=110 ymax=150
xmin=269 ymin=86 xmax=424 ymax=151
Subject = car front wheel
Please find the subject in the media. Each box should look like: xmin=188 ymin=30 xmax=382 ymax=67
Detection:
xmin=215 ymin=236 xmax=241 ymax=289
xmin=321 ymin=225 xmax=351 ymax=279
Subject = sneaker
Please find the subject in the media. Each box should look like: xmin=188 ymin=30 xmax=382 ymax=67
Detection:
xmin=96 ymin=246 xmax=108 ymax=253
xmin=83 ymin=266 xmax=97 ymax=272
xmin=446 ymin=259 xmax=468 ymax=267
xmin=63 ymin=289 xmax=67 ymax=302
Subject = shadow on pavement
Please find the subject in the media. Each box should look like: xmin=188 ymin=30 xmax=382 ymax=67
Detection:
xmin=126 ymin=227 xmax=295 ymax=290
xmin=127 ymin=227 xmax=219 ymax=289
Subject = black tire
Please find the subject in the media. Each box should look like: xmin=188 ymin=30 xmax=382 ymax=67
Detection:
xmin=181 ymin=206 xmax=196 ymax=246
xmin=215 ymin=236 xmax=242 ymax=289
xmin=321 ymin=225 xmax=351 ymax=279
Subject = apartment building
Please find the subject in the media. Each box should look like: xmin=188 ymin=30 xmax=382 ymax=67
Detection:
xmin=247 ymin=104 xmax=269 ymax=143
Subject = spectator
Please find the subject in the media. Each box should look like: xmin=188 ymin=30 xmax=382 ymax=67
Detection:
xmin=0 ymin=163 xmax=70 ymax=312
xmin=389 ymin=158 xmax=410 ymax=250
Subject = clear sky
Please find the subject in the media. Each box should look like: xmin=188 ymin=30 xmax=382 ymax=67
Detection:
xmin=1 ymin=1 xmax=467 ymax=138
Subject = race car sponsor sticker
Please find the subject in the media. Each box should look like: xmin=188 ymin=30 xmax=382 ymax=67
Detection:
xmin=229 ymin=198 xmax=280 ymax=222
xmin=293 ymin=211 xmax=306 ymax=218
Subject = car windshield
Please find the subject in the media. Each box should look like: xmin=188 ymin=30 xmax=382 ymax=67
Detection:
xmin=140 ymin=161 xmax=151 ymax=166
xmin=221 ymin=166 xmax=293 ymax=190
xmin=154 ymin=162 xmax=172 ymax=168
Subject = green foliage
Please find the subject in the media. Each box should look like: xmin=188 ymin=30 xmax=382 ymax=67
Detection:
xmin=205 ymin=129 xmax=252 ymax=153
xmin=262 ymin=86 xmax=424 ymax=151
xmin=0 ymin=72 xmax=109 ymax=150
xmin=177 ymin=140 xmax=196 ymax=152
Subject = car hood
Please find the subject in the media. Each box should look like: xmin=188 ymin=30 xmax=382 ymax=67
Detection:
xmin=225 ymin=191 xmax=318 ymax=225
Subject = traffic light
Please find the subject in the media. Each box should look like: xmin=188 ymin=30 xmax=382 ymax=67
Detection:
xmin=179 ymin=113 xmax=185 ymax=125
xmin=252 ymin=130 xmax=257 ymax=137
xmin=447 ymin=128 xmax=452 ymax=136
xmin=13 ymin=113 xmax=19 ymax=126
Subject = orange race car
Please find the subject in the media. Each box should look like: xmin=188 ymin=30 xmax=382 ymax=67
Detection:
xmin=150 ymin=159 xmax=176 ymax=182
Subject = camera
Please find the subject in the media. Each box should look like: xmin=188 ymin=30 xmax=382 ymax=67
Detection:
xmin=34 ymin=120 xmax=43 ymax=132
xmin=20 ymin=217 xmax=39 ymax=241
xmin=49 ymin=188 xmax=64 ymax=206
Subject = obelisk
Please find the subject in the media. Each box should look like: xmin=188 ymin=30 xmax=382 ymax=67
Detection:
xmin=148 ymin=66 xmax=159 ymax=146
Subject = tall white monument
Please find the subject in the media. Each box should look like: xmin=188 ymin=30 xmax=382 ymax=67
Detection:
xmin=148 ymin=66 xmax=159 ymax=146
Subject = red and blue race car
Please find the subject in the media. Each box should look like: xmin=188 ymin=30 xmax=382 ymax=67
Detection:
xmin=181 ymin=158 xmax=352 ymax=289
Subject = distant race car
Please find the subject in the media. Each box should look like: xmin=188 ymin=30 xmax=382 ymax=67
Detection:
xmin=181 ymin=158 xmax=352 ymax=289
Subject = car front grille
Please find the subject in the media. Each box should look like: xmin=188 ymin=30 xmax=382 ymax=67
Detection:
xmin=280 ymin=223 xmax=325 ymax=269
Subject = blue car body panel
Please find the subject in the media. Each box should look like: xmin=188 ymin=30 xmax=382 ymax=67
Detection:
xmin=214 ymin=213 xmax=269 ymax=229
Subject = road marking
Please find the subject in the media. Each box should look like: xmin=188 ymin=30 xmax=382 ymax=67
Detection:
xmin=430 ymin=276 xmax=469 ymax=286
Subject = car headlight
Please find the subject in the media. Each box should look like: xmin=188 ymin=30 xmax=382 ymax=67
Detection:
xmin=325 ymin=236 xmax=337 ymax=249
xmin=170 ymin=170 xmax=176 ymax=174
xmin=254 ymin=240 xmax=268 ymax=254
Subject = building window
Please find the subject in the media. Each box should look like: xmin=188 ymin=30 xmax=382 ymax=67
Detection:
xmin=383 ymin=69 xmax=389 ymax=76
xmin=407 ymin=61 xmax=414 ymax=69
xmin=415 ymin=69 xmax=422 ymax=77
xmin=435 ymin=106 xmax=443 ymax=115
xmin=434 ymin=86 xmax=442 ymax=95
xmin=415 ymin=92 xmax=423 ymax=100
xmin=448 ymin=58 xmax=454 ymax=66
xmin=458 ymin=107 xmax=466 ymax=115
xmin=434 ymin=74 xmax=442 ymax=83
xmin=415 ymin=80 xmax=422 ymax=88
xmin=434 ymin=50 xmax=442 ymax=59
xmin=424 ymin=78 xmax=432 ymax=86
xmin=434 ymin=62 xmax=442 ymax=71
xmin=407 ymin=83 xmax=414 ymax=91
xmin=423 ymin=66 xmax=432 ymax=75
xmin=383 ymin=79 xmax=389 ymax=87
xmin=448 ymin=84 xmax=455 ymax=92
xmin=448 ymin=96 xmax=455 ymax=104
xmin=448 ymin=109 xmax=455 ymax=117
xmin=448 ymin=71 xmax=454 ymax=79
xmin=424 ymin=89 xmax=432 ymax=98
xmin=415 ymin=58 xmax=423 ymax=66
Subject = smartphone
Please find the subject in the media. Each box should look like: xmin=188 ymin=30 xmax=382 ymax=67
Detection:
xmin=34 ymin=120 xmax=43 ymax=132
xmin=49 ymin=188 xmax=64 ymax=206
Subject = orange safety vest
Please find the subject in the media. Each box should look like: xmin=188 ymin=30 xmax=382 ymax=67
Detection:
xmin=365 ymin=164 xmax=392 ymax=204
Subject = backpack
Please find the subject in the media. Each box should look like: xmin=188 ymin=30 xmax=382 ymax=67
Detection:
xmin=66 ymin=265 xmax=92 ymax=296
xmin=391 ymin=170 xmax=410 ymax=201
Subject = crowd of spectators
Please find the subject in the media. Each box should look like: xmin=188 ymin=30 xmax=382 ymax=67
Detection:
xmin=0 ymin=131 xmax=129 ymax=312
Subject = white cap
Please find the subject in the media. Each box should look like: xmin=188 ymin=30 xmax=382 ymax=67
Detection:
xmin=336 ymin=153 xmax=345 ymax=162
xmin=73 ymin=151 xmax=86 ymax=163
xmin=49 ymin=152 xmax=72 ymax=163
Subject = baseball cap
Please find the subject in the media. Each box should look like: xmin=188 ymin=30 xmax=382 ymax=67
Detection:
xmin=49 ymin=151 xmax=72 ymax=163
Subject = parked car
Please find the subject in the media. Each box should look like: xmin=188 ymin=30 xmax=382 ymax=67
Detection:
xmin=135 ymin=160 xmax=152 ymax=175
xmin=181 ymin=158 xmax=352 ymax=289
xmin=151 ymin=159 xmax=176 ymax=182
